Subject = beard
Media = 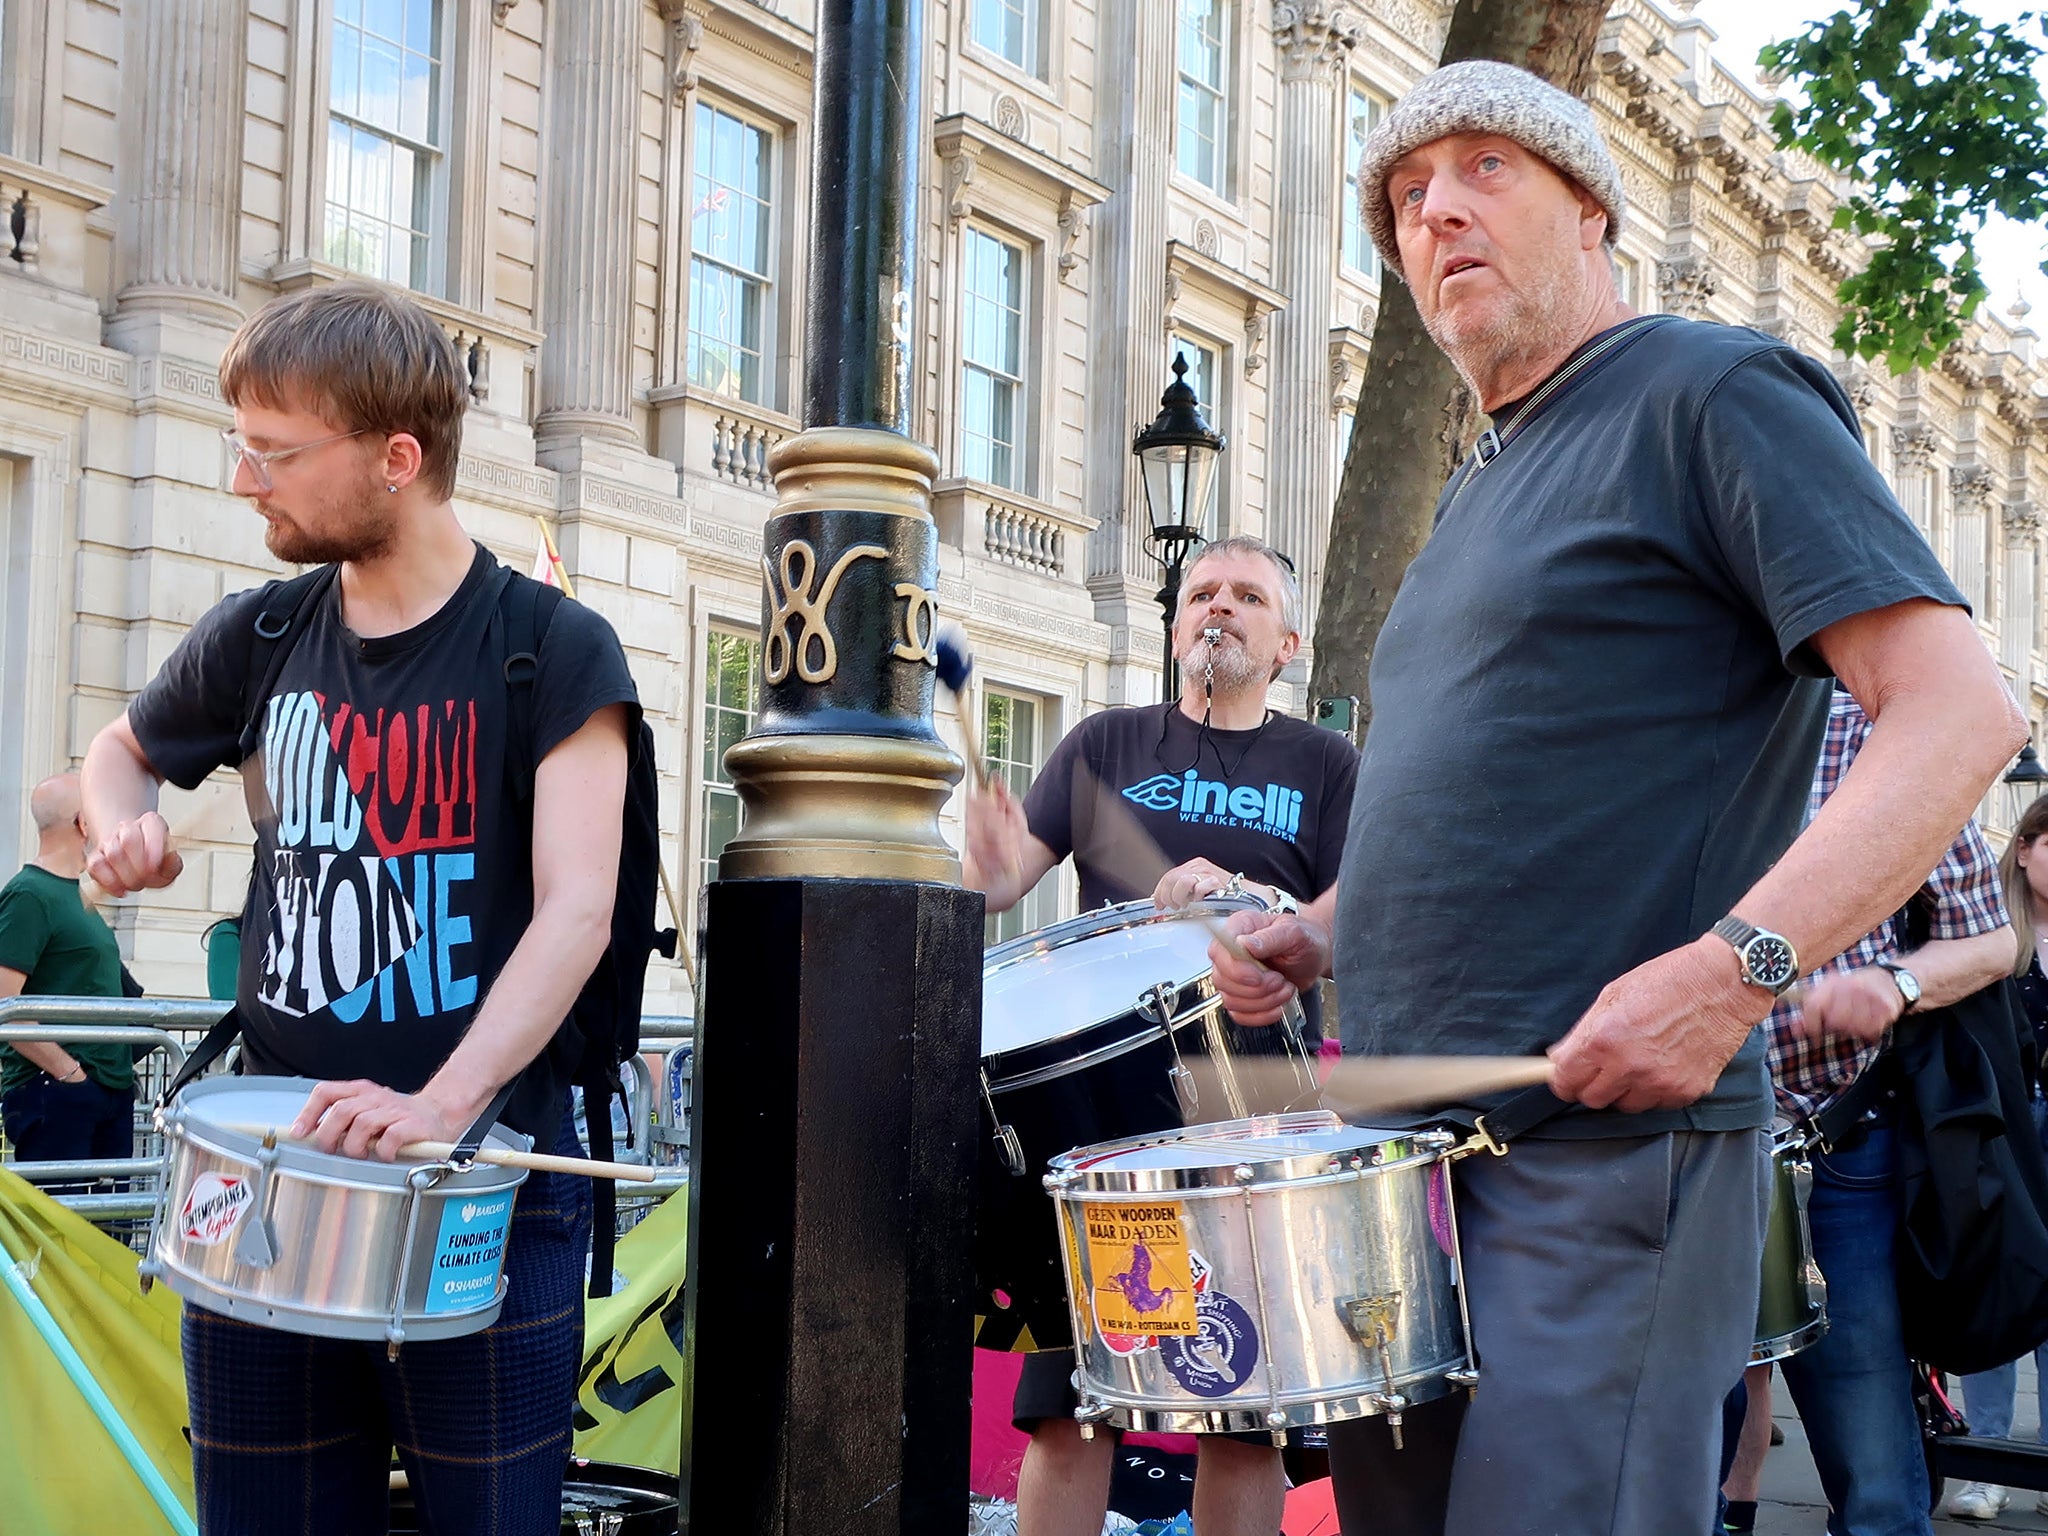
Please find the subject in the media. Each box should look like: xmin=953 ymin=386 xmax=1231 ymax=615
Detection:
xmin=260 ymin=486 xmax=399 ymax=565
xmin=1183 ymin=631 xmax=1262 ymax=696
xmin=1420 ymin=245 xmax=1589 ymax=399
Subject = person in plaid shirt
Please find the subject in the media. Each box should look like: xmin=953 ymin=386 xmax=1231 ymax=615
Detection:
xmin=1720 ymin=685 xmax=2016 ymax=1535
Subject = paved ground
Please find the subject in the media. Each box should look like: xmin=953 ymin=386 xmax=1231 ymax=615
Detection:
xmin=1756 ymin=1365 xmax=2048 ymax=1534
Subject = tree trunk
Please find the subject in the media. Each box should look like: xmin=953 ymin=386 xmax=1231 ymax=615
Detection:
xmin=1309 ymin=0 xmax=1610 ymax=729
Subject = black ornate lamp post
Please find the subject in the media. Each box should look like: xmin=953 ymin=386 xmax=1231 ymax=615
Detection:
xmin=2005 ymin=735 xmax=2048 ymax=826
xmin=1135 ymin=354 xmax=1226 ymax=699
xmin=682 ymin=1 xmax=983 ymax=1532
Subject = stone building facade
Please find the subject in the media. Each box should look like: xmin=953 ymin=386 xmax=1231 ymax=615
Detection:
xmin=0 ymin=0 xmax=2042 ymax=1002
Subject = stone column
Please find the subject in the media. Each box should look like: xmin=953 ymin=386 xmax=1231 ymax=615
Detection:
xmin=111 ymin=0 xmax=247 ymax=332
xmin=535 ymin=0 xmax=642 ymax=453
xmin=1268 ymin=2 xmax=1358 ymax=638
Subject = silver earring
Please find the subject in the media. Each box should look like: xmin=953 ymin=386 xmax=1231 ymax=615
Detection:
xmin=386 ymin=484 xmax=397 ymax=494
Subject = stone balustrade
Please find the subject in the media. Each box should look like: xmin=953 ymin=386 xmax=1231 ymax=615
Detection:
xmin=932 ymin=479 xmax=1097 ymax=584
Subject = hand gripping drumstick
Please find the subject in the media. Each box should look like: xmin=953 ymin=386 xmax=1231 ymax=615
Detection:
xmin=1070 ymin=761 xmax=1556 ymax=1115
xmin=223 ymin=1124 xmax=658 ymax=1182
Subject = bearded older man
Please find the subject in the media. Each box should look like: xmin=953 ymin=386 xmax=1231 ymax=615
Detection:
xmin=1206 ymin=61 xmax=2023 ymax=1535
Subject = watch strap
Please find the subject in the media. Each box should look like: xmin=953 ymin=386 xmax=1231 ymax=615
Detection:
xmin=1710 ymin=914 xmax=1799 ymax=995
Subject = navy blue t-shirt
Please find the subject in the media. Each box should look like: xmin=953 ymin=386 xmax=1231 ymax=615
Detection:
xmin=1336 ymin=318 xmax=1966 ymax=1137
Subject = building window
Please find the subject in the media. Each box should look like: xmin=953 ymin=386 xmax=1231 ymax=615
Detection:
xmin=326 ymin=0 xmax=444 ymax=289
xmin=1341 ymin=85 xmax=1385 ymax=280
xmin=1334 ymin=407 xmax=1354 ymax=485
xmin=1615 ymin=253 xmax=1642 ymax=310
xmin=1176 ymin=0 xmax=1231 ymax=193
xmin=1169 ymin=334 xmax=1220 ymax=430
xmin=1898 ymin=465 xmax=1937 ymax=536
xmin=700 ymin=630 xmax=759 ymax=890
xmin=961 ymin=227 xmax=1027 ymax=490
xmin=689 ymin=103 xmax=776 ymax=405
xmin=985 ymin=688 xmax=1060 ymax=944
xmin=972 ymin=0 xmax=1036 ymax=72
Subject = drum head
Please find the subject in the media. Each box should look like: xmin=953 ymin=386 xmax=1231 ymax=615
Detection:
xmin=1051 ymin=1112 xmax=1454 ymax=1190
xmin=174 ymin=1076 xmax=527 ymax=1171
xmin=982 ymin=896 xmax=1264 ymax=1058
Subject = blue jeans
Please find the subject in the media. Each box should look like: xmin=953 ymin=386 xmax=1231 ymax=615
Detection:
xmin=1956 ymin=1094 xmax=2048 ymax=1442
xmin=1777 ymin=1123 xmax=1931 ymax=1536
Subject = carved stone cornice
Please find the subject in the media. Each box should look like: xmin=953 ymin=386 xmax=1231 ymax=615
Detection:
xmin=1656 ymin=251 xmax=1717 ymax=319
xmin=1890 ymin=423 xmax=1936 ymax=471
xmin=492 ymin=0 xmax=521 ymax=23
xmin=931 ymin=114 xmax=1111 ymax=234
xmin=1273 ymin=1 xmax=1363 ymax=82
xmin=2005 ymin=501 xmax=2042 ymax=545
xmin=1951 ymin=464 xmax=2000 ymax=515
xmin=662 ymin=5 xmax=707 ymax=103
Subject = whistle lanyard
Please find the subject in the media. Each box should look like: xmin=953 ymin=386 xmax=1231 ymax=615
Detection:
xmin=1441 ymin=316 xmax=1671 ymax=518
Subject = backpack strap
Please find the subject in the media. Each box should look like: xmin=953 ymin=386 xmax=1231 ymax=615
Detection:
xmin=496 ymin=571 xmax=563 ymax=806
xmin=238 ymin=566 xmax=339 ymax=758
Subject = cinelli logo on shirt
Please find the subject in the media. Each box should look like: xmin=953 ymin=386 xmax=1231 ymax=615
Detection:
xmin=1122 ymin=771 xmax=1305 ymax=840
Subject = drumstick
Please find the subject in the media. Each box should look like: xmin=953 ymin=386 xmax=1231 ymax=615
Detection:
xmin=221 ymin=1124 xmax=658 ymax=1182
xmin=1225 ymin=1053 xmax=1557 ymax=1119
xmin=935 ymin=625 xmax=990 ymax=792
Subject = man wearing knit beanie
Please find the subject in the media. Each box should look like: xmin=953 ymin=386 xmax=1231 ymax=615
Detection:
xmin=1207 ymin=57 xmax=2021 ymax=1536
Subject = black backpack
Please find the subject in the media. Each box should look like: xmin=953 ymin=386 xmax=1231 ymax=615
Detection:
xmin=239 ymin=562 xmax=675 ymax=1299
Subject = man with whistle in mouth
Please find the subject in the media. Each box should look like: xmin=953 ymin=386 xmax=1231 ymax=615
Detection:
xmin=1207 ymin=60 xmax=2021 ymax=1536
xmin=966 ymin=534 xmax=1359 ymax=1536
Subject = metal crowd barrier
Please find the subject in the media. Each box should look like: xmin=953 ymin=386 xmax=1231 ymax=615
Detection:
xmin=0 ymin=1000 xmax=699 ymax=1245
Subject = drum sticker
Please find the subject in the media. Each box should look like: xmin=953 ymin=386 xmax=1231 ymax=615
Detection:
xmin=424 ymin=1192 xmax=515 ymax=1315
xmin=179 ymin=1172 xmax=253 ymax=1246
xmin=1162 ymin=1291 xmax=1261 ymax=1398
xmin=1428 ymin=1163 xmax=1455 ymax=1258
xmin=1102 ymin=1249 xmax=1211 ymax=1356
xmin=1085 ymin=1202 xmax=1199 ymax=1338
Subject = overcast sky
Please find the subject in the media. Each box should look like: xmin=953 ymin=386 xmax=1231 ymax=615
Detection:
xmin=1699 ymin=0 xmax=2046 ymax=333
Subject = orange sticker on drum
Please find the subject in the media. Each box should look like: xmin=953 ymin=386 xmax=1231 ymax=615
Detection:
xmin=1084 ymin=1202 xmax=1198 ymax=1337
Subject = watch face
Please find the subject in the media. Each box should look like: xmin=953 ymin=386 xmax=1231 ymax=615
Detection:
xmin=1894 ymin=968 xmax=1922 ymax=1005
xmin=1745 ymin=935 xmax=1798 ymax=988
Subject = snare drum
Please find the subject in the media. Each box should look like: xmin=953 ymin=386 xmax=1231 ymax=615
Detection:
xmin=1752 ymin=1118 xmax=1827 ymax=1363
xmin=140 ymin=1076 xmax=528 ymax=1351
xmin=1045 ymin=1112 xmax=1476 ymax=1440
xmin=974 ymin=897 xmax=1314 ymax=1350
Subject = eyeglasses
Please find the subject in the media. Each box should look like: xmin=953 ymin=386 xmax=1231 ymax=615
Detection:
xmin=220 ymin=428 xmax=367 ymax=494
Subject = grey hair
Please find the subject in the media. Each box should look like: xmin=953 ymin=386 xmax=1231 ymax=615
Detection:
xmin=1179 ymin=535 xmax=1303 ymax=635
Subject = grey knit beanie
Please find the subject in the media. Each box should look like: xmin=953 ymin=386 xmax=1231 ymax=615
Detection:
xmin=1356 ymin=60 xmax=1623 ymax=280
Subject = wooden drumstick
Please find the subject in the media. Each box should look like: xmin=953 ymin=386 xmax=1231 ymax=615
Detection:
xmin=222 ymin=1123 xmax=658 ymax=1182
xmin=1225 ymin=1053 xmax=1557 ymax=1119
xmin=935 ymin=625 xmax=990 ymax=792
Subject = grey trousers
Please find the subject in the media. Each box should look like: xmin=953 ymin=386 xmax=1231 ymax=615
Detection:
xmin=1330 ymin=1128 xmax=1767 ymax=1536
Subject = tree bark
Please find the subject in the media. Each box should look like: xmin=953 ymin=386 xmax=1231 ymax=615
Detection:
xmin=1309 ymin=0 xmax=1609 ymax=728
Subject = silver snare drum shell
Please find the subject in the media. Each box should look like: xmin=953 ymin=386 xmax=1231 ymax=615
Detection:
xmin=1046 ymin=1112 xmax=1473 ymax=1437
xmin=142 ymin=1076 xmax=529 ymax=1347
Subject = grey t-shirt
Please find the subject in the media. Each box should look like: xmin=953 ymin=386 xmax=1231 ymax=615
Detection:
xmin=1335 ymin=318 xmax=1965 ymax=1137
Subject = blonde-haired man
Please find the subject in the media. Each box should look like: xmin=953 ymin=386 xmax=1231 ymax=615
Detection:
xmin=84 ymin=281 xmax=639 ymax=1536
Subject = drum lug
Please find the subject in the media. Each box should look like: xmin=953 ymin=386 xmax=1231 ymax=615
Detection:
xmin=232 ymin=1134 xmax=284 ymax=1271
xmin=1339 ymin=1292 xmax=1401 ymax=1348
xmin=978 ymin=1071 xmax=1027 ymax=1178
xmin=1367 ymin=1392 xmax=1411 ymax=1448
xmin=1073 ymin=1400 xmax=1114 ymax=1441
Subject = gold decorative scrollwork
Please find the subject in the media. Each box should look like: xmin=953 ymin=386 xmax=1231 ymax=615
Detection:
xmin=893 ymin=582 xmax=940 ymax=665
xmin=761 ymin=540 xmax=888 ymax=685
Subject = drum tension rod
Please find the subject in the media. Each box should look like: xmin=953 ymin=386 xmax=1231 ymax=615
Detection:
xmin=1138 ymin=982 xmax=1199 ymax=1118
xmin=978 ymin=1072 xmax=1026 ymax=1178
xmin=1340 ymin=1293 xmax=1411 ymax=1449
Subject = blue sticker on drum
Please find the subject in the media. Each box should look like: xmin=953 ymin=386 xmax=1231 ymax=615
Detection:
xmin=424 ymin=1191 xmax=515 ymax=1315
xmin=1161 ymin=1291 xmax=1260 ymax=1398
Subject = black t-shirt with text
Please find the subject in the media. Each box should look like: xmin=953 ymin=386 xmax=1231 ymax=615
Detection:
xmin=129 ymin=544 xmax=638 ymax=1135
xmin=1024 ymin=703 xmax=1359 ymax=1036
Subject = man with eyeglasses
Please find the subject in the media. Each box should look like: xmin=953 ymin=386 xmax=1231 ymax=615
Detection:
xmin=0 ymin=771 xmax=136 ymax=1179
xmin=80 ymin=280 xmax=640 ymax=1536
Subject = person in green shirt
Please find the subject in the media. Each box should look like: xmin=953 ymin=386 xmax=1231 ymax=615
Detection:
xmin=0 ymin=772 xmax=134 ymax=1166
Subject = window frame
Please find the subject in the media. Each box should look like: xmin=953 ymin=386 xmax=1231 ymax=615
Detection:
xmin=321 ymin=0 xmax=454 ymax=295
xmin=981 ymin=683 xmax=1063 ymax=944
xmin=685 ymin=97 xmax=782 ymax=410
xmin=1174 ymin=0 xmax=1234 ymax=197
xmin=957 ymin=223 xmax=1033 ymax=493
xmin=1340 ymin=82 xmax=1386 ymax=283
xmin=696 ymin=624 xmax=762 ymax=897
xmin=968 ymin=0 xmax=1042 ymax=77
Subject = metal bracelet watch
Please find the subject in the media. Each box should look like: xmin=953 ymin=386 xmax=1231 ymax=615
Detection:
xmin=1874 ymin=955 xmax=1923 ymax=1014
xmin=1710 ymin=914 xmax=1801 ymax=996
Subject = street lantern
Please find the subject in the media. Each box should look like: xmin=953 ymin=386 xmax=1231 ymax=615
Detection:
xmin=1134 ymin=353 xmax=1226 ymax=696
xmin=2005 ymin=736 xmax=2048 ymax=826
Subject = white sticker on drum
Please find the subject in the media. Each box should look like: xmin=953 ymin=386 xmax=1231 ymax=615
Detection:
xmin=179 ymin=1172 xmax=253 ymax=1247
xmin=1084 ymin=1202 xmax=1198 ymax=1338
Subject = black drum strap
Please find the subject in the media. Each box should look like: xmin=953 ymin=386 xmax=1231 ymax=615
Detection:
xmin=452 ymin=1080 xmax=521 ymax=1166
xmin=1461 ymin=1083 xmax=1570 ymax=1153
xmin=159 ymin=1009 xmax=241 ymax=1108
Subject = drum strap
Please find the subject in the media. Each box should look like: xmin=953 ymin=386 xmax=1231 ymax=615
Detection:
xmin=452 ymin=1080 xmax=521 ymax=1166
xmin=159 ymin=1009 xmax=242 ymax=1108
xmin=1456 ymin=1084 xmax=1570 ymax=1157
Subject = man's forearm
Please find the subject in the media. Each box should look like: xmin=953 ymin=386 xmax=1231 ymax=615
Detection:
xmin=1902 ymin=928 xmax=2019 ymax=1012
xmin=81 ymin=716 xmax=164 ymax=841
xmin=1738 ymin=687 xmax=2020 ymax=981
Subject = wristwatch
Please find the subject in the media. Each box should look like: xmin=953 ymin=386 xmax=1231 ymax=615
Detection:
xmin=1875 ymin=955 xmax=1923 ymax=1013
xmin=1711 ymin=915 xmax=1801 ymax=996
